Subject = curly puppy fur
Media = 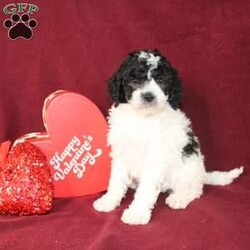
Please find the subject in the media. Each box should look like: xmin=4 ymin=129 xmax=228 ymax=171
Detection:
xmin=93 ymin=49 xmax=243 ymax=225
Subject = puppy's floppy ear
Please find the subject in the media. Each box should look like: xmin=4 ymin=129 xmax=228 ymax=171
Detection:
xmin=168 ymin=67 xmax=182 ymax=109
xmin=108 ymin=54 xmax=134 ymax=107
xmin=159 ymin=55 xmax=182 ymax=109
xmin=108 ymin=74 xmax=126 ymax=107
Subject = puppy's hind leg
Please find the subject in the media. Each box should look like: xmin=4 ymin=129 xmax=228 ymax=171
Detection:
xmin=166 ymin=184 xmax=203 ymax=209
xmin=93 ymin=159 xmax=130 ymax=212
xmin=166 ymin=160 xmax=204 ymax=209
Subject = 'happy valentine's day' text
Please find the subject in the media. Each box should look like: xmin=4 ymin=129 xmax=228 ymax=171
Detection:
xmin=50 ymin=135 xmax=102 ymax=181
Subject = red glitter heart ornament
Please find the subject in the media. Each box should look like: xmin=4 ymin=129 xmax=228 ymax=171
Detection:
xmin=0 ymin=141 xmax=53 ymax=215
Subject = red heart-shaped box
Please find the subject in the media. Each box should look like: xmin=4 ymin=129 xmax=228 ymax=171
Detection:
xmin=16 ymin=90 xmax=111 ymax=197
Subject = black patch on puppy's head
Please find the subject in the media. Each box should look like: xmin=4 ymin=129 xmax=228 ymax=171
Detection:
xmin=108 ymin=49 xmax=182 ymax=109
xmin=108 ymin=52 xmax=149 ymax=106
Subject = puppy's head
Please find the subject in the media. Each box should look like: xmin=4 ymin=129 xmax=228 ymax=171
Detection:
xmin=108 ymin=49 xmax=182 ymax=112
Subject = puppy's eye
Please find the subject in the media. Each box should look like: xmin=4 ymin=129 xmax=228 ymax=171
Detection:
xmin=156 ymin=78 xmax=164 ymax=84
xmin=131 ymin=79 xmax=140 ymax=85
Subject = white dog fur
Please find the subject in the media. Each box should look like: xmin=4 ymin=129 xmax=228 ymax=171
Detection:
xmin=93 ymin=50 xmax=243 ymax=225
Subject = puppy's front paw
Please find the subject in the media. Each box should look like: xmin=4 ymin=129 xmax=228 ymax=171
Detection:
xmin=165 ymin=193 xmax=190 ymax=209
xmin=93 ymin=195 xmax=118 ymax=212
xmin=121 ymin=207 xmax=151 ymax=225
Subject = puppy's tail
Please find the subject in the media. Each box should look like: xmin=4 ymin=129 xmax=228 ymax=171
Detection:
xmin=204 ymin=166 xmax=244 ymax=186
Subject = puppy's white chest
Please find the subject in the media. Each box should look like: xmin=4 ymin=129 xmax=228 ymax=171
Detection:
xmin=108 ymin=106 xmax=166 ymax=177
xmin=109 ymin=105 xmax=160 ymax=148
xmin=108 ymin=104 xmax=190 ymax=180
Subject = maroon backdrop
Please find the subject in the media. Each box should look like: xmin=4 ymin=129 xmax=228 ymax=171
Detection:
xmin=0 ymin=0 xmax=249 ymax=249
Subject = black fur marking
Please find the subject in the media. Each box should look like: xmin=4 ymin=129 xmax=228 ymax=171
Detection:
xmin=108 ymin=49 xmax=182 ymax=109
xmin=182 ymin=132 xmax=199 ymax=157
xmin=108 ymin=55 xmax=134 ymax=106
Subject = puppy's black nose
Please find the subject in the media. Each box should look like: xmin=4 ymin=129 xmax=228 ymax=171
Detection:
xmin=142 ymin=92 xmax=155 ymax=103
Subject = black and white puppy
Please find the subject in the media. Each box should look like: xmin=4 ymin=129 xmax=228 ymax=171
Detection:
xmin=93 ymin=49 xmax=243 ymax=225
